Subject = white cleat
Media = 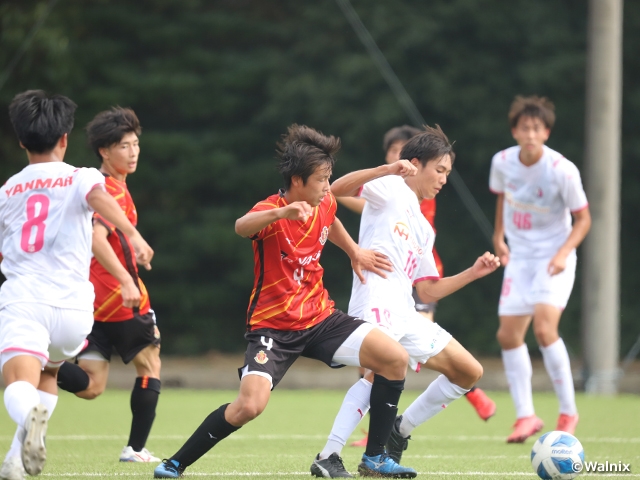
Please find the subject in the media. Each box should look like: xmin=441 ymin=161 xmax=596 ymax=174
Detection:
xmin=21 ymin=404 xmax=48 ymax=476
xmin=119 ymin=446 xmax=160 ymax=463
xmin=0 ymin=456 xmax=25 ymax=480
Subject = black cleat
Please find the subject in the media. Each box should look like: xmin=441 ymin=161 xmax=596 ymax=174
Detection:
xmin=310 ymin=453 xmax=354 ymax=478
xmin=386 ymin=415 xmax=411 ymax=464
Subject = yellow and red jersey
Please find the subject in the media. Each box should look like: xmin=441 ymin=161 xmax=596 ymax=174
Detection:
xmin=246 ymin=191 xmax=337 ymax=331
xmin=90 ymin=175 xmax=150 ymax=322
xmin=419 ymin=198 xmax=444 ymax=277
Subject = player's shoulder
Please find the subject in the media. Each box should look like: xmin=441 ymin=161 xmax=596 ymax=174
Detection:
xmin=491 ymin=146 xmax=519 ymax=166
xmin=543 ymin=146 xmax=581 ymax=177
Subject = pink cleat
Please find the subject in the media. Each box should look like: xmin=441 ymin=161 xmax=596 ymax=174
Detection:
xmin=465 ymin=387 xmax=496 ymax=421
xmin=506 ymin=415 xmax=544 ymax=443
xmin=556 ymin=413 xmax=579 ymax=434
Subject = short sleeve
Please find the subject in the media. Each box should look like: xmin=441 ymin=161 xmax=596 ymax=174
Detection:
xmin=413 ymin=252 xmax=440 ymax=284
xmin=558 ymin=161 xmax=588 ymax=213
xmin=489 ymin=152 xmax=505 ymax=194
xmin=75 ymin=168 xmax=106 ymax=210
xmin=248 ymin=199 xmax=280 ymax=240
xmin=359 ymin=177 xmax=395 ymax=209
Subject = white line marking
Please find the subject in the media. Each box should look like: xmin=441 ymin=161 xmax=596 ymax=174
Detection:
xmin=39 ymin=472 xmax=640 ymax=478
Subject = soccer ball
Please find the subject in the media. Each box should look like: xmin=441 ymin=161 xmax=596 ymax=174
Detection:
xmin=531 ymin=431 xmax=585 ymax=479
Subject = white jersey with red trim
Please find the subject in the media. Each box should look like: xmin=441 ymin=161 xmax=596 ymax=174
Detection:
xmin=489 ymin=145 xmax=588 ymax=259
xmin=348 ymin=175 xmax=439 ymax=320
xmin=0 ymin=162 xmax=105 ymax=311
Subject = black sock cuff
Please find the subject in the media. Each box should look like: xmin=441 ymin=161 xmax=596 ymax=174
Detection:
xmin=215 ymin=403 xmax=241 ymax=436
xmin=134 ymin=376 xmax=161 ymax=393
xmin=373 ymin=374 xmax=405 ymax=392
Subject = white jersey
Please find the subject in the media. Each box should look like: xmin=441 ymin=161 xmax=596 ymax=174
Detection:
xmin=489 ymin=145 xmax=588 ymax=259
xmin=348 ymin=176 xmax=440 ymax=320
xmin=0 ymin=162 xmax=105 ymax=311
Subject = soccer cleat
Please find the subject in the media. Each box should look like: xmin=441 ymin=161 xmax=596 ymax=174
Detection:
xmin=21 ymin=404 xmax=48 ymax=476
xmin=0 ymin=456 xmax=25 ymax=480
xmin=556 ymin=413 xmax=579 ymax=434
xmin=465 ymin=387 xmax=497 ymax=421
xmin=386 ymin=416 xmax=410 ymax=464
xmin=154 ymin=459 xmax=184 ymax=478
xmin=358 ymin=453 xmax=417 ymax=478
xmin=506 ymin=415 xmax=544 ymax=443
xmin=310 ymin=453 xmax=354 ymax=478
xmin=349 ymin=429 xmax=368 ymax=448
xmin=120 ymin=446 xmax=161 ymax=462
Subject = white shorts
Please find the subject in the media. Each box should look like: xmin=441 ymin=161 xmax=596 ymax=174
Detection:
xmin=498 ymin=252 xmax=577 ymax=316
xmin=358 ymin=305 xmax=452 ymax=372
xmin=0 ymin=302 xmax=94 ymax=370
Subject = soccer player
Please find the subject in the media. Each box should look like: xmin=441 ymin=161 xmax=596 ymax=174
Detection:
xmin=312 ymin=126 xmax=500 ymax=473
xmin=489 ymin=96 xmax=591 ymax=443
xmin=338 ymin=126 xmax=496 ymax=449
xmin=154 ymin=124 xmax=417 ymax=479
xmin=55 ymin=107 xmax=162 ymax=463
xmin=0 ymin=90 xmax=153 ymax=480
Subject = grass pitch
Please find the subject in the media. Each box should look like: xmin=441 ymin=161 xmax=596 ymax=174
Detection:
xmin=0 ymin=388 xmax=638 ymax=479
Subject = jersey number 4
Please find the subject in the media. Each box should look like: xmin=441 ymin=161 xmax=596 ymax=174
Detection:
xmin=21 ymin=194 xmax=50 ymax=253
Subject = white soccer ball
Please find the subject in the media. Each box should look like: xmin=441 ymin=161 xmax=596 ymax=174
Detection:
xmin=531 ymin=431 xmax=585 ymax=479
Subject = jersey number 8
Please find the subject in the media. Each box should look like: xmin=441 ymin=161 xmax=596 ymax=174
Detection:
xmin=21 ymin=194 xmax=50 ymax=253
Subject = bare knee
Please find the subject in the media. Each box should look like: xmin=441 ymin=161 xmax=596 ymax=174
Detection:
xmin=76 ymin=382 xmax=105 ymax=400
xmin=496 ymin=327 xmax=523 ymax=350
xmin=227 ymin=397 xmax=267 ymax=425
xmin=532 ymin=323 xmax=558 ymax=347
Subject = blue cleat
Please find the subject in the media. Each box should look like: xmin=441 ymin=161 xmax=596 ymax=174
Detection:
xmin=154 ymin=459 xmax=183 ymax=478
xmin=358 ymin=453 xmax=417 ymax=478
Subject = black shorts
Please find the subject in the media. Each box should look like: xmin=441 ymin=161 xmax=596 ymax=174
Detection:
xmin=238 ymin=310 xmax=365 ymax=389
xmin=82 ymin=310 xmax=161 ymax=364
xmin=412 ymin=287 xmax=437 ymax=314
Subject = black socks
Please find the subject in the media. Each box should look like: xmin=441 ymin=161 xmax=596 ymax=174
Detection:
xmin=128 ymin=376 xmax=161 ymax=452
xmin=366 ymin=374 xmax=405 ymax=457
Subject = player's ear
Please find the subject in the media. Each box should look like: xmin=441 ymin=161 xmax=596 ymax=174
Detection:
xmin=410 ymin=158 xmax=421 ymax=168
xmin=98 ymin=146 xmax=109 ymax=162
xmin=59 ymin=133 xmax=68 ymax=149
xmin=291 ymin=175 xmax=301 ymax=188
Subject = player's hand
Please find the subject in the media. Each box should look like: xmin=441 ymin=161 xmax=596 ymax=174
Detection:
xmin=120 ymin=278 xmax=141 ymax=308
xmin=352 ymin=248 xmax=393 ymax=284
xmin=547 ymin=252 xmax=567 ymax=276
xmin=493 ymin=238 xmax=510 ymax=267
xmin=129 ymin=232 xmax=154 ymax=270
xmin=471 ymin=252 xmax=501 ymax=279
xmin=279 ymin=201 xmax=313 ymax=222
xmin=387 ymin=159 xmax=417 ymax=178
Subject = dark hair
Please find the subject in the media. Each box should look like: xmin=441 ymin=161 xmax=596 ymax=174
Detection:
xmin=8 ymin=90 xmax=77 ymax=154
xmin=399 ymin=125 xmax=455 ymax=167
xmin=86 ymin=107 xmax=141 ymax=161
xmin=276 ymin=124 xmax=340 ymax=190
xmin=382 ymin=125 xmax=422 ymax=153
xmin=508 ymin=95 xmax=556 ymax=129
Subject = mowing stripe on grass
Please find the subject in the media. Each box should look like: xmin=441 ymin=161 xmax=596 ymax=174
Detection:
xmin=39 ymin=472 xmax=640 ymax=478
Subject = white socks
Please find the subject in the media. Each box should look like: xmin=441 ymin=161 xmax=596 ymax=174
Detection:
xmin=502 ymin=344 xmax=535 ymax=418
xmin=4 ymin=389 xmax=57 ymax=461
xmin=399 ymin=375 xmax=468 ymax=437
xmin=540 ymin=338 xmax=577 ymax=415
xmin=319 ymin=378 xmax=372 ymax=459
xmin=4 ymin=381 xmax=40 ymax=427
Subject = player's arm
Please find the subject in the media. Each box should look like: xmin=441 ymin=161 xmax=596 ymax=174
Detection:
xmin=336 ymin=196 xmax=366 ymax=214
xmin=415 ymin=252 xmax=500 ymax=303
xmin=235 ymin=202 xmax=312 ymax=238
xmin=548 ymin=207 xmax=591 ymax=276
xmin=327 ymin=217 xmax=392 ymax=283
xmin=492 ymin=194 xmax=509 ymax=266
xmin=86 ymin=187 xmax=154 ymax=269
xmin=92 ymin=222 xmax=141 ymax=308
xmin=330 ymin=161 xmax=417 ymax=197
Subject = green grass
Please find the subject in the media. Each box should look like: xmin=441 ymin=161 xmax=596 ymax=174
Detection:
xmin=1 ymin=389 xmax=639 ymax=479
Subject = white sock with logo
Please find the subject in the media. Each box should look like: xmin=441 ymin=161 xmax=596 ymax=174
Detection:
xmin=502 ymin=344 xmax=535 ymax=418
xmin=540 ymin=338 xmax=577 ymax=415
xmin=319 ymin=378 xmax=372 ymax=460
xmin=399 ymin=375 xmax=468 ymax=437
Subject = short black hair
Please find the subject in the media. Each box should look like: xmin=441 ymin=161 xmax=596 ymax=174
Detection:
xmin=276 ymin=124 xmax=340 ymax=190
xmin=383 ymin=125 xmax=422 ymax=153
xmin=508 ymin=95 xmax=556 ymax=129
xmin=86 ymin=107 xmax=141 ymax=162
xmin=399 ymin=125 xmax=455 ymax=167
xmin=8 ymin=90 xmax=77 ymax=154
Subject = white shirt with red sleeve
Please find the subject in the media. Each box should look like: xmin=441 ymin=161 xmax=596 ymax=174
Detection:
xmin=0 ymin=162 xmax=105 ymax=311
xmin=348 ymin=175 xmax=439 ymax=321
xmin=489 ymin=145 xmax=588 ymax=259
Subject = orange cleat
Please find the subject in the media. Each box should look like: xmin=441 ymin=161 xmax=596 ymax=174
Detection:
xmin=556 ymin=413 xmax=579 ymax=434
xmin=506 ymin=415 xmax=544 ymax=443
xmin=349 ymin=429 xmax=368 ymax=447
xmin=465 ymin=387 xmax=496 ymax=421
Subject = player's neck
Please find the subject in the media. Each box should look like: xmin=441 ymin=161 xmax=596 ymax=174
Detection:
xmin=26 ymin=150 xmax=65 ymax=165
xmin=404 ymin=178 xmax=424 ymax=202
xmin=100 ymin=164 xmax=127 ymax=181
xmin=518 ymin=146 xmax=544 ymax=166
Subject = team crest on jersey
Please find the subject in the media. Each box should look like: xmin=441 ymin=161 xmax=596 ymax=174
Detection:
xmin=319 ymin=226 xmax=329 ymax=245
xmin=153 ymin=326 xmax=161 ymax=339
xmin=536 ymin=187 xmax=544 ymax=198
xmin=254 ymin=350 xmax=269 ymax=364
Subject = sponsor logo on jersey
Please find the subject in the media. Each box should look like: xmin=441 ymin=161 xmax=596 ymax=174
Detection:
xmin=319 ymin=226 xmax=329 ymax=245
xmin=4 ymin=176 xmax=73 ymax=198
xmin=393 ymin=221 xmax=424 ymax=256
xmin=254 ymin=350 xmax=269 ymax=364
xmin=298 ymin=250 xmax=321 ymax=266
